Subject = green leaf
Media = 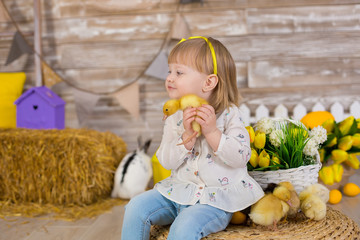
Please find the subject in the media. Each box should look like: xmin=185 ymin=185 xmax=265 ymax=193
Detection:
xmin=334 ymin=122 xmax=341 ymax=137
xmin=292 ymin=151 xmax=303 ymax=168
xmin=348 ymin=146 xmax=360 ymax=154
xmin=348 ymin=120 xmax=358 ymax=135
xmin=247 ymin=163 xmax=254 ymax=171
xmin=252 ymin=165 xmax=281 ymax=171
xmin=282 ymin=144 xmax=290 ymax=163
xmin=284 ymin=161 xmax=289 ymax=169
xmin=323 ymin=133 xmax=335 ymax=147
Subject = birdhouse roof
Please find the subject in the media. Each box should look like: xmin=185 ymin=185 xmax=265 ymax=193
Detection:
xmin=15 ymin=86 xmax=65 ymax=107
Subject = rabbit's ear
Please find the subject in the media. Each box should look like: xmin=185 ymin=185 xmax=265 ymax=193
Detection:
xmin=137 ymin=136 xmax=142 ymax=149
xmin=142 ymin=139 xmax=152 ymax=154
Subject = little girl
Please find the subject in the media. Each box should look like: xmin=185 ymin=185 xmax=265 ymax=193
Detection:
xmin=121 ymin=36 xmax=264 ymax=240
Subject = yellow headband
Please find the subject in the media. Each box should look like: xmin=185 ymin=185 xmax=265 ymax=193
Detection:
xmin=178 ymin=36 xmax=217 ymax=75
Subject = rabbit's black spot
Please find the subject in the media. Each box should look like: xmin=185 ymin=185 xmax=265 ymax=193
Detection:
xmin=121 ymin=152 xmax=137 ymax=183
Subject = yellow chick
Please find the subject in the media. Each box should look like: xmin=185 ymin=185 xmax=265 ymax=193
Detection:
xmin=162 ymin=99 xmax=180 ymax=120
xmin=277 ymin=182 xmax=300 ymax=218
xmin=162 ymin=94 xmax=208 ymax=144
xmin=300 ymin=194 xmax=327 ymax=221
xmin=249 ymin=186 xmax=290 ymax=230
xmin=272 ymin=185 xmax=292 ymax=218
xmin=299 ymin=183 xmax=329 ymax=203
xmin=298 ymin=184 xmax=329 ymax=221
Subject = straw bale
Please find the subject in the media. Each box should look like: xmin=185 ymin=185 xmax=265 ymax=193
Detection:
xmin=0 ymin=198 xmax=128 ymax=221
xmin=0 ymin=128 xmax=127 ymax=206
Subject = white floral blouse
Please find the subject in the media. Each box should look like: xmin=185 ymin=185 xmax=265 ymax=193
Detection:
xmin=155 ymin=105 xmax=264 ymax=212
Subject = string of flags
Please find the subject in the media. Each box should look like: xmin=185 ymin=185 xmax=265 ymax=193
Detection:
xmin=5 ymin=31 xmax=33 ymax=66
xmin=1 ymin=0 xmax=192 ymax=123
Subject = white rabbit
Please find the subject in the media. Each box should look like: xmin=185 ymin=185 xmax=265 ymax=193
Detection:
xmin=111 ymin=137 xmax=152 ymax=199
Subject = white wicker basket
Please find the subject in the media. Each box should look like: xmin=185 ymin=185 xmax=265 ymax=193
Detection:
xmin=249 ymin=118 xmax=322 ymax=194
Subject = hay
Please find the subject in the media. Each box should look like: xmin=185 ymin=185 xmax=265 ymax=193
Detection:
xmin=0 ymin=128 xmax=127 ymax=220
xmin=151 ymin=207 xmax=360 ymax=239
xmin=0 ymin=198 xmax=128 ymax=221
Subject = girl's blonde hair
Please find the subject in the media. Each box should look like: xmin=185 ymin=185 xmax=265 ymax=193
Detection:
xmin=168 ymin=37 xmax=240 ymax=113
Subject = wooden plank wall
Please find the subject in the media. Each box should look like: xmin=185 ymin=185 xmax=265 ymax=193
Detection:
xmin=1 ymin=0 xmax=360 ymax=155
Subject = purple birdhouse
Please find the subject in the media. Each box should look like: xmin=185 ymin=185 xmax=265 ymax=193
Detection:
xmin=14 ymin=86 xmax=66 ymax=129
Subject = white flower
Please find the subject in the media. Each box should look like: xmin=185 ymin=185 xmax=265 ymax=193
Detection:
xmin=269 ymin=129 xmax=284 ymax=148
xmin=309 ymin=126 xmax=327 ymax=145
xmin=255 ymin=117 xmax=275 ymax=134
xmin=303 ymin=139 xmax=318 ymax=156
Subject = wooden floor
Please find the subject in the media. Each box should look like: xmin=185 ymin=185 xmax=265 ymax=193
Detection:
xmin=1 ymin=173 xmax=359 ymax=240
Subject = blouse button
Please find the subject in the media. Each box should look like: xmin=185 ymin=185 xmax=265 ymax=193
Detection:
xmin=195 ymin=152 xmax=199 ymax=156
xmin=199 ymin=187 xmax=203 ymax=189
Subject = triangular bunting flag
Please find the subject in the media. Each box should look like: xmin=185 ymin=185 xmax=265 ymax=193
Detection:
xmin=0 ymin=2 xmax=10 ymax=21
xmin=180 ymin=0 xmax=203 ymax=4
xmin=72 ymin=88 xmax=101 ymax=126
xmin=169 ymin=14 xmax=191 ymax=40
xmin=5 ymin=31 xmax=33 ymax=65
xmin=42 ymin=61 xmax=64 ymax=88
xmin=144 ymin=50 xmax=168 ymax=80
xmin=112 ymin=81 xmax=140 ymax=119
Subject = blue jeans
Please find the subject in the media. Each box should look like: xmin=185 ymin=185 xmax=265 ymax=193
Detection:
xmin=121 ymin=189 xmax=233 ymax=240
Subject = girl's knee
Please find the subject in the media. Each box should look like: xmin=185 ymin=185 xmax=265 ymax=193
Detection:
xmin=168 ymin=206 xmax=232 ymax=240
xmin=124 ymin=192 xmax=152 ymax=222
xmin=125 ymin=190 xmax=156 ymax=212
xmin=168 ymin=223 xmax=202 ymax=240
xmin=168 ymin=214 xmax=204 ymax=240
xmin=124 ymin=190 xmax=175 ymax=225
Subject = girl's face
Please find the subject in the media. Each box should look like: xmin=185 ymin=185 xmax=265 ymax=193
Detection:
xmin=166 ymin=63 xmax=208 ymax=100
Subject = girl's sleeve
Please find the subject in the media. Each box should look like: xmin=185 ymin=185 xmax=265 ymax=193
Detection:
xmin=213 ymin=108 xmax=251 ymax=168
xmin=156 ymin=113 xmax=192 ymax=170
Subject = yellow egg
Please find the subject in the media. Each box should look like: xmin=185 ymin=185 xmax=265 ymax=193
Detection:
xmin=343 ymin=183 xmax=360 ymax=197
xmin=301 ymin=111 xmax=335 ymax=129
xmin=328 ymin=189 xmax=342 ymax=204
xmin=230 ymin=211 xmax=247 ymax=225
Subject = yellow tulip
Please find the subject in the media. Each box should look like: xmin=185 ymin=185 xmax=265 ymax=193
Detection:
xmin=338 ymin=136 xmax=353 ymax=151
xmin=249 ymin=148 xmax=259 ymax=168
xmin=332 ymin=164 xmax=344 ymax=183
xmin=319 ymin=148 xmax=325 ymax=163
xmin=322 ymin=119 xmax=335 ymax=133
xmin=338 ymin=116 xmax=355 ymax=136
xmin=352 ymin=133 xmax=360 ymax=148
xmin=254 ymin=131 xmax=266 ymax=149
xmin=331 ymin=149 xmax=349 ymax=164
xmin=357 ymin=118 xmax=360 ymax=129
xmin=258 ymin=149 xmax=270 ymax=168
xmin=325 ymin=136 xmax=337 ymax=147
xmin=272 ymin=155 xmax=280 ymax=165
xmin=246 ymin=126 xmax=255 ymax=144
xmin=292 ymin=128 xmax=308 ymax=138
xmin=319 ymin=166 xmax=334 ymax=185
xmin=345 ymin=154 xmax=360 ymax=169
xmin=271 ymin=155 xmax=280 ymax=169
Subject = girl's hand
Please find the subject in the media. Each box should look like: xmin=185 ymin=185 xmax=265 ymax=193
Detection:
xmin=182 ymin=107 xmax=197 ymax=149
xmin=195 ymin=104 xmax=222 ymax=151
xmin=195 ymin=105 xmax=218 ymax=136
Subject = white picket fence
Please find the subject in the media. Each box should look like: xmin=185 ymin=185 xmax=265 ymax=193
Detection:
xmin=240 ymin=101 xmax=360 ymax=126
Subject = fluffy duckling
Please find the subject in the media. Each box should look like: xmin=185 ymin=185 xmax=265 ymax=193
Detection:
xmin=249 ymin=185 xmax=291 ymax=230
xmin=162 ymin=99 xmax=180 ymax=120
xmin=299 ymin=184 xmax=329 ymax=221
xmin=299 ymin=183 xmax=329 ymax=203
xmin=163 ymin=94 xmax=208 ymax=144
xmin=300 ymin=194 xmax=327 ymax=221
xmin=277 ymin=182 xmax=300 ymax=218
